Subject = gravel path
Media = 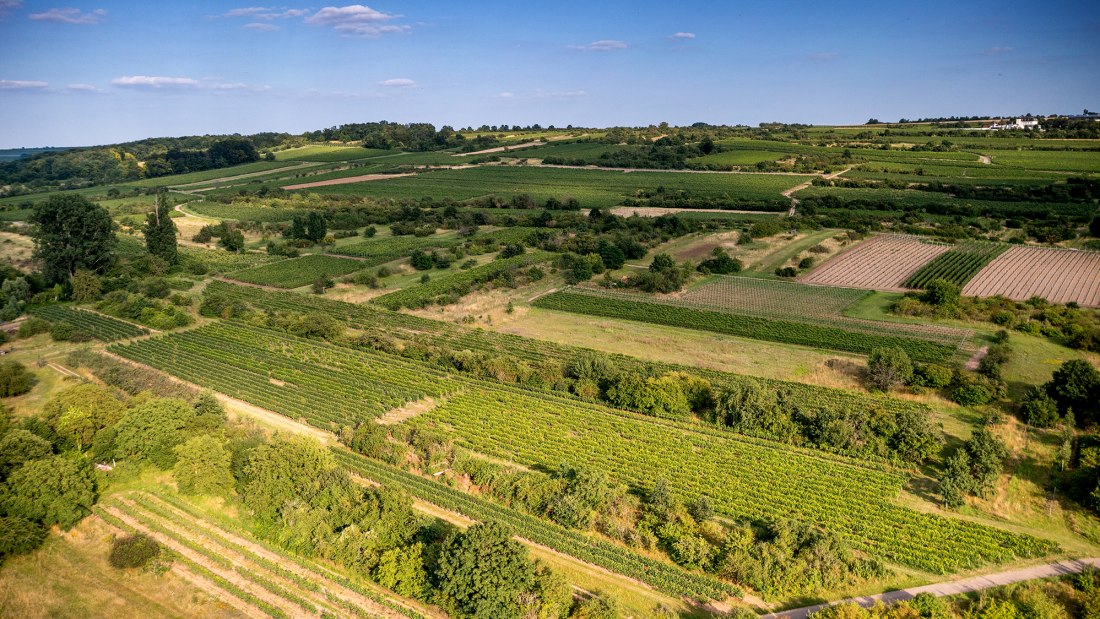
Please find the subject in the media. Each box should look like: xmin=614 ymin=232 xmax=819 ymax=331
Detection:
xmin=764 ymin=558 xmax=1100 ymax=619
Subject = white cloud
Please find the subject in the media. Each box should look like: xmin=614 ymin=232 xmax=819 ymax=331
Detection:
xmin=498 ymin=89 xmax=586 ymax=100
xmin=496 ymin=92 xmax=515 ymax=98
xmin=982 ymin=46 xmax=1014 ymax=56
xmin=112 ymin=75 xmax=200 ymax=88
xmin=306 ymin=4 xmax=407 ymax=36
xmin=670 ymin=32 xmax=695 ymax=39
xmin=570 ymin=40 xmax=627 ymax=52
xmin=807 ymin=51 xmax=839 ymax=61
xmin=379 ymin=78 xmax=415 ymax=87
xmin=66 ymin=83 xmax=102 ymax=92
xmin=221 ymin=7 xmax=271 ymax=18
xmin=244 ymin=22 xmax=279 ymax=31
xmin=0 ymin=79 xmax=48 ymax=90
xmin=0 ymin=0 xmax=22 ymax=18
xmin=28 ymin=7 xmax=106 ymax=24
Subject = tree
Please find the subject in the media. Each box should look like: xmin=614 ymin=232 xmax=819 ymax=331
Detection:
xmin=42 ymin=383 xmax=125 ymax=431
xmin=290 ymin=215 xmax=307 ymax=240
xmin=173 ymin=434 xmax=235 ymax=496
xmin=866 ymin=347 xmax=913 ymax=391
xmin=373 ymin=543 xmax=428 ymax=599
xmin=305 ymin=211 xmax=327 ymax=243
xmin=939 ymin=451 xmax=972 ymax=508
xmin=143 ymin=195 xmax=178 ymax=265
xmin=69 ymin=269 xmax=102 ymax=303
xmin=921 ymin=280 xmax=960 ymax=307
xmin=571 ymin=591 xmax=621 ymax=619
xmin=1090 ymin=216 xmax=1100 ymax=238
xmin=0 ymin=360 xmax=36 ymax=397
xmin=0 ymin=429 xmax=52 ymax=478
xmin=241 ymin=437 xmax=335 ymax=523
xmin=964 ymin=427 xmax=1008 ymax=497
xmin=1045 ymin=360 xmax=1100 ymax=426
xmin=1020 ymin=387 xmax=1059 ymax=428
xmin=1058 ymin=412 xmax=1075 ymax=471
xmin=220 ymin=228 xmax=245 ymax=252
xmin=113 ymin=398 xmax=201 ymax=468
xmin=435 ymin=521 xmax=538 ymax=619
xmin=29 ymin=194 xmax=116 ymax=284
xmin=1 ymin=456 xmax=95 ymax=529
xmin=0 ymin=516 xmax=47 ymax=563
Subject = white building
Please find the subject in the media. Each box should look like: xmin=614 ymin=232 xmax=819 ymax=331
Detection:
xmin=985 ymin=117 xmax=1041 ymax=130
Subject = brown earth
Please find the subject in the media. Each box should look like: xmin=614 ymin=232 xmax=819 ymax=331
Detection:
xmin=280 ymin=173 xmax=414 ymax=191
xmin=963 ymin=245 xmax=1100 ymax=307
xmin=800 ymin=234 xmax=950 ymax=291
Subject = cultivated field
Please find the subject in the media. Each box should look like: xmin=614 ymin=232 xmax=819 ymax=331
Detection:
xmin=226 ymin=255 xmax=366 ymax=289
xmin=963 ymin=246 xmax=1100 ymax=307
xmin=800 ymin=234 xmax=951 ymax=290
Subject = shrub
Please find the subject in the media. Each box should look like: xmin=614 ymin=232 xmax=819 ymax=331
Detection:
xmin=910 ymin=364 xmax=953 ymax=389
xmin=774 ymin=266 xmax=798 ymax=278
xmin=867 ymin=348 xmax=913 ymax=391
xmin=0 ymin=360 xmax=37 ymax=397
xmin=952 ymin=377 xmax=994 ymax=406
xmin=16 ymin=317 xmax=50 ymax=339
xmin=0 ymin=516 xmax=46 ymax=563
xmin=108 ymin=533 xmax=161 ymax=569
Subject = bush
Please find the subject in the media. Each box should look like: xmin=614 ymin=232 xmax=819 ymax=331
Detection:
xmin=0 ymin=516 xmax=46 ymax=563
xmin=774 ymin=266 xmax=798 ymax=278
xmin=16 ymin=317 xmax=50 ymax=339
xmin=910 ymin=364 xmax=953 ymax=389
xmin=867 ymin=348 xmax=913 ymax=391
xmin=952 ymin=377 xmax=994 ymax=406
xmin=0 ymin=360 xmax=37 ymax=397
xmin=108 ymin=533 xmax=161 ymax=569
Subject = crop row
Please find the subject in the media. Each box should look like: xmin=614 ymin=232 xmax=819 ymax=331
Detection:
xmin=413 ymin=386 xmax=1058 ymax=574
xmin=533 ymin=289 xmax=958 ymax=363
xmin=333 ymin=448 xmax=740 ymax=601
xmin=150 ymin=492 xmax=427 ymax=619
xmin=201 ymin=280 xmax=935 ymax=438
xmin=109 ymin=321 xmax=457 ymax=430
xmin=372 ymin=251 xmax=554 ymax=310
xmin=904 ymin=242 xmax=1010 ymax=289
xmin=30 ymin=305 xmax=148 ymax=341
xmin=227 ymin=254 xmax=367 ymax=288
xmin=612 ymin=278 xmax=972 ymax=346
xmin=330 ymin=234 xmax=464 ymax=262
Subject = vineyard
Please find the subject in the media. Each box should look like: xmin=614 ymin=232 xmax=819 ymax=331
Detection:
xmin=95 ymin=492 xmax=427 ymax=619
xmin=372 ymin=251 xmax=554 ymax=310
xmin=801 ymin=234 xmax=952 ymax=291
xmin=179 ymin=245 xmax=283 ymax=274
xmin=30 ymin=305 xmax=148 ymax=341
xmin=533 ymin=288 xmax=960 ymax=363
xmin=411 ymin=386 xmax=1058 ymax=573
xmin=963 ymin=245 xmax=1100 ymax=307
xmin=200 ymin=280 xmax=937 ymax=455
xmin=333 ymin=449 xmax=740 ymax=601
xmin=633 ymin=276 xmax=972 ymax=346
xmin=109 ymin=321 xmax=458 ymax=430
xmin=329 ymin=234 xmax=461 ymax=263
xmin=226 ymin=254 xmax=366 ymax=288
xmin=904 ymin=242 xmax=1010 ymax=289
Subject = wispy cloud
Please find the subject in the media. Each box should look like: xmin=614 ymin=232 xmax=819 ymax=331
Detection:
xmin=0 ymin=79 xmax=48 ymax=90
xmin=305 ymin=5 xmax=407 ymax=36
xmin=112 ymin=76 xmax=200 ymax=88
xmin=669 ymin=32 xmax=695 ymax=40
xmin=379 ymin=78 xmax=415 ymax=87
xmin=244 ymin=22 xmax=279 ymax=31
xmin=0 ymin=0 xmax=22 ymax=18
xmin=66 ymin=83 xmax=102 ymax=92
xmin=982 ymin=46 xmax=1014 ymax=56
xmin=496 ymin=89 xmax=586 ymax=100
xmin=110 ymin=75 xmax=271 ymax=93
xmin=28 ymin=7 xmax=106 ymax=24
xmin=807 ymin=51 xmax=840 ymax=62
xmin=570 ymin=39 xmax=627 ymax=52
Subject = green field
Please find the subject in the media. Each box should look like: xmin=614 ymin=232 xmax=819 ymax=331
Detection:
xmin=226 ymin=254 xmax=366 ymax=288
xmin=274 ymin=145 xmax=394 ymax=162
xmin=291 ymin=165 xmax=809 ymax=207
xmin=30 ymin=305 xmax=148 ymax=340
xmin=904 ymin=242 xmax=1010 ymax=288
xmin=124 ymin=161 xmax=299 ymax=188
xmin=372 ymin=251 xmax=554 ymax=309
xmin=533 ymin=288 xmax=961 ymax=362
xmin=182 ymin=201 xmax=307 ymax=222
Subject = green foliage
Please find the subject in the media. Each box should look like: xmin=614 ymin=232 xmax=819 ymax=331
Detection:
xmin=241 ymin=437 xmax=336 ymax=523
xmin=373 ymin=251 xmax=553 ymax=310
xmin=96 ymin=290 xmax=193 ymax=330
xmin=42 ymin=383 xmax=126 ymax=434
xmin=1045 ymin=359 xmax=1100 ymax=426
xmin=570 ymin=592 xmax=621 ymax=619
xmin=0 ymin=516 xmax=46 ymax=563
xmin=228 ymin=255 xmax=365 ymax=289
xmin=113 ymin=398 xmax=204 ymax=468
xmin=867 ymin=348 xmax=913 ymax=391
xmin=904 ymin=242 xmax=1008 ymax=289
xmin=1020 ymin=387 xmax=1060 ymax=428
xmin=372 ymin=543 xmax=428 ymax=599
xmin=920 ymin=280 xmax=961 ymax=307
xmin=0 ymin=429 xmax=52 ymax=478
xmin=435 ymin=521 xmax=539 ymax=619
xmin=29 ymin=194 xmax=116 ymax=284
xmin=0 ymin=455 xmax=95 ymax=529
xmin=173 ymin=434 xmax=235 ymax=496
xmin=70 ymin=269 xmax=103 ymax=303
xmin=108 ymin=533 xmax=162 ymax=569
xmin=144 ymin=199 xmax=179 ymax=265
xmin=911 ymin=364 xmax=953 ymax=389
xmin=30 ymin=305 xmax=147 ymax=341
xmin=0 ymin=360 xmax=36 ymax=397
xmin=305 ymin=211 xmax=327 ymax=243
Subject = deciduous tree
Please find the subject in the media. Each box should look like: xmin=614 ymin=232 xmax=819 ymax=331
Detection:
xmin=29 ymin=195 xmax=116 ymax=284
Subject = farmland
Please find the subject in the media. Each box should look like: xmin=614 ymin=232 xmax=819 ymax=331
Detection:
xmin=903 ymin=242 xmax=1010 ymax=288
xmin=800 ymin=234 xmax=952 ymax=290
xmin=29 ymin=305 xmax=148 ymax=341
xmin=532 ymin=288 xmax=961 ymax=362
xmin=962 ymin=246 xmax=1100 ymax=306
xmin=371 ymin=251 xmax=554 ymax=310
xmin=226 ymin=255 xmax=366 ymax=288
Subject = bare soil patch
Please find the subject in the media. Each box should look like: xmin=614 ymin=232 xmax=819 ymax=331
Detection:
xmin=377 ymin=396 xmax=437 ymax=425
xmin=962 ymin=245 xmax=1100 ymax=307
xmin=280 ymin=172 xmax=414 ymax=191
xmin=800 ymin=234 xmax=950 ymax=291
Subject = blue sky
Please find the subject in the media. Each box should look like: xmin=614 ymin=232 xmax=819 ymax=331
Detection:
xmin=1 ymin=1 xmax=1098 ymax=148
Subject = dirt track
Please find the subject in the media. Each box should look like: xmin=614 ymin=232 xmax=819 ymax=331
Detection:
xmin=280 ymin=172 xmax=414 ymax=190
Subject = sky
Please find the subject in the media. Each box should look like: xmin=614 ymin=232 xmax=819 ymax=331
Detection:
xmin=1 ymin=0 xmax=1099 ymax=148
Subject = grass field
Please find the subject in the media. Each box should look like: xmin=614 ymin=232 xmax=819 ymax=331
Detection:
xmin=124 ymin=161 xmax=299 ymax=188
xmin=274 ymin=145 xmax=393 ymax=162
xmin=226 ymin=254 xmax=365 ymax=288
xmin=290 ymin=165 xmax=810 ymax=207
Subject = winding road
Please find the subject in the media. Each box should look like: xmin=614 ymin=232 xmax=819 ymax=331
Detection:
xmin=764 ymin=558 xmax=1100 ymax=619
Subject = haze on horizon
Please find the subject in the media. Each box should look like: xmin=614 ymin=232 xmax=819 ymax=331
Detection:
xmin=1 ymin=0 xmax=1098 ymax=149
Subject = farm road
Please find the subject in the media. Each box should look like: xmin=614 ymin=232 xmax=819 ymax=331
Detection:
xmin=784 ymin=167 xmax=851 ymax=216
xmin=764 ymin=558 xmax=1100 ymax=619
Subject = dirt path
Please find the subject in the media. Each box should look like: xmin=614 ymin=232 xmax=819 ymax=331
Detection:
xmin=764 ymin=558 xmax=1100 ymax=619
xmin=171 ymin=564 xmax=265 ymax=619
xmin=169 ymin=162 xmax=321 ymax=189
xmin=453 ymin=141 xmax=545 ymax=157
xmin=280 ymin=172 xmax=415 ymax=191
xmin=979 ymin=154 xmax=992 ymax=164
xmin=377 ymin=396 xmax=437 ymax=425
xmin=782 ymin=166 xmax=849 ymax=216
xmin=964 ymin=346 xmax=990 ymax=371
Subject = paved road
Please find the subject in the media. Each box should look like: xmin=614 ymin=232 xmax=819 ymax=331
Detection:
xmin=763 ymin=558 xmax=1100 ymax=619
